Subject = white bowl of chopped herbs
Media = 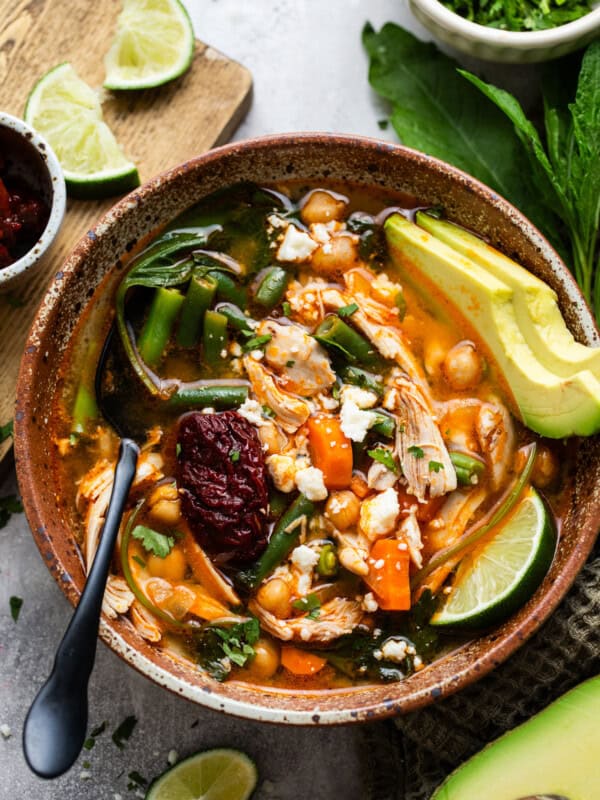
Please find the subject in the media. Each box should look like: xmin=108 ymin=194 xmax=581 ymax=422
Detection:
xmin=410 ymin=0 xmax=600 ymax=62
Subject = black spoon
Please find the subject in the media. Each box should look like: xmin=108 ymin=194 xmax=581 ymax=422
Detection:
xmin=23 ymin=325 xmax=140 ymax=778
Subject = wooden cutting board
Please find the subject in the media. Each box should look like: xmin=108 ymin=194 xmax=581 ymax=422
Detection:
xmin=0 ymin=0 xmax=252 ymax=465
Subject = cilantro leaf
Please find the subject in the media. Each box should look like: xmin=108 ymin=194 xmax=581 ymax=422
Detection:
xmin=338 ymin=302 xmax=359 ymax=318
xmin=230 ymin=448 xmax=241 ymax=463
xmin=407 ymin=445 xmax=424 ymax=459
xmin=367 ymin=447 xmax=398 ymax=474
xmin=201 ymin=618 xmax=261 ymax=674
xmin=429 ymin=460 xmax=444 ymax=473
xmin=293 ymin=593 xmax=321 ymax=619
xmin=112 ymin=715 xmax=137 ymax=749
xmin=243 ymin=334 xmax=272 ymax=352
xmin=0 ymin=495 xmax=23 ymax=529
xmin=0 ymin=420 xmax=13 ymax=443
xmin=131 ymin=525 xmax=175 ymax=558
xmin=9 ymin=596 xmax=23 ymax=622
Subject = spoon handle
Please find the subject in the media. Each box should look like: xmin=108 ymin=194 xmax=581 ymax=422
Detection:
xmin=23 ymin=438 xmax=139 ymax=779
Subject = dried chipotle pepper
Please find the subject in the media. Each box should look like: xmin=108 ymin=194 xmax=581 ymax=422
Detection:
xmin=177 ymin=410 xmax=269 ymax=564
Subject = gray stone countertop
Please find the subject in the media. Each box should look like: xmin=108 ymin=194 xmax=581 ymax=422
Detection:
xmin=0 ymin=2 xmax=543 ymax=798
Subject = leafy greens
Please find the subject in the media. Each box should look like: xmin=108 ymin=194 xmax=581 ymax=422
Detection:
xmin=439 ymin=0 xmax=592 ymax=31
xmin=363 ymin=24 xmax=600 ymax=322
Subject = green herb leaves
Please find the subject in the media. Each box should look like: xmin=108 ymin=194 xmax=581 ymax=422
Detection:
xmin=439 ymin=0 xmax=592 ymax=32
xmin=367 ymin=447 xmax=398 ymax=474
xmin=363 ymin=24 xmax=600 ymax=321
xmin=9 ymin=596 xmax=22 ymax=622
xmin=292 ymin=593 xmax=321 ymax=619
xmin=214 ymin=618 xmax=260 ymax=667
xmin=338 ymin=302 xmax=359 ymax=318
xmin=112 ymin=715 xmax=137 ymax=749
xmin=131 ymin=525 xmax=175 ymax=558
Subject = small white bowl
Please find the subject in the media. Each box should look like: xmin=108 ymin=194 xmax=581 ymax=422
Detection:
xmin=410 ymin=0 xmax=600 ymax=62
xmin=0 ymin=112 xmax=66 ymax=293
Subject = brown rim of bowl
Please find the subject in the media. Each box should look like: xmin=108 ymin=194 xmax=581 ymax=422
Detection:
xmin=14 ymin=132 xmax=600 ymax=725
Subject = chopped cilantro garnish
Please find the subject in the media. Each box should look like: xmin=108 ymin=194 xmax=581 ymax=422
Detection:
xmin=112 ymin=715 xmax=137 ymax=750
xmin=243 ymin=333 xmax=272 ymax=352
xmin=0 ymin=495 xmax=23 ymax=529
xmin=9 ymin=596 xmax=23 ymax=622
xmin=338 ymin=302 xmax=359 ymax=318
xmin=127 ymin=770 xmax=147 ymax=790
xmin=131 ymin=525 xmax=175 ymax=559
xmin=82 ymin=760 xmax=91 ymax=769
xmin=408 ymin=445 xmax=425 ymax=459
xmin=132 ymin=554 xmax=146 ymax=568
xmin=282 ymin=301 xmax=292 ymax=316
xmin=230 ymin=449 xmax=241 ymax=463
xmin=377 ymin=118 xmax=389 ymax=130
xmin=398 ymin=423 xmax=406 ymax=433
xmin=367 ymin=447 xmax=398 ymax=474
xmin=1 ymin=419 xmax=14 ymax=442
xmin=286 ymin=359 xmax=295 ymax=367
xmin=429 ymin=460 xmax=444 ymax=473
xmin=213 ymin=617 xmax=260 ymax=668
xmin=90 ymin=721 xmax=107 ymax=738
xmin=262 ymin=404 xmax=276 ymax=418
xmin=83 ymin=738 xmax=95 ymax=751
xmin=292 ymin=593 xmax=321 ymax=619
xmin=175 ymin=442 xmax=182 ymax=457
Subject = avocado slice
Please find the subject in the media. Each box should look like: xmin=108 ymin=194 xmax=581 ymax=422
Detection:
xmin=416 ymin=212 xmax=600 ymax=378
xmin=384 ymin=214 xmax=600 ymax=438
xmin=431 ymin=675 xmax=600 ymax=799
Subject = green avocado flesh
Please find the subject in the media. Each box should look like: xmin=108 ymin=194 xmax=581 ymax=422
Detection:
xmin=431 ymin=675 xmax=600 ymax=800
xmin=416 ymin=212 xmax=600 ymax=378
xmin=384 ymin=214 xmax=600 ymax=439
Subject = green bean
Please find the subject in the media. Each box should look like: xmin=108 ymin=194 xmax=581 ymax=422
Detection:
xmin=255 ymin=267 xmax=290 ymax=309
xmin=269 ymin=488 xmax=289 ymax=519
xmin=72 ymin=383 xmax=98 ymax=435
xmin=208 ymin=270 xmax=248 ymax=307
xmin=203 ymin=310 xmax=228 ymax=366
xmin=317 ymin=544 xmax=339 ymax=578
xmin=176 ymin=274 xmax=218 ymax=348
xmin=340 ymin=365 xmax=384 ymax=396
xmin=371 ymin=412 xmax=395 ymax=439
xmin=237 ymin=494 xmax=316 ymax=590
xmin=214 ymin=302 xmax=256 ymax=332
xmin=138 ymin=287 xmax=185 ymax=368
xmin=450 ymin=451 xmax=485 ymax=486
xmin=166 ymin=384 xmax=248 ymax=409
xmin=314 ymin=315 xmax=379 ymax=367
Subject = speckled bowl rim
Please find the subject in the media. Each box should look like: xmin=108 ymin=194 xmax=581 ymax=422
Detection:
xmin=15 ymin=133 xmax=600 ymax=725
xmin=0 ymin=112 xmax=66 ymax=289
xmin=410 ymin=0 xmax=600 ymax=49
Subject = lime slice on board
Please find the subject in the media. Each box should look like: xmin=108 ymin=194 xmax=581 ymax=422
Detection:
xmin=104 ymin=0 xmax=195 ymax=90
xmin=25 ymin=63 xmax=139 ymax=199
xmin=431 ymin=488 xmax=556 ymax=629
xmin=145 ymin=749 xmax=258 ymax=800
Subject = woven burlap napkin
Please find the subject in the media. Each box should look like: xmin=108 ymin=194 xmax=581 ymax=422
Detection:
xmin=390 ymin=543 xmax=600 ymax=799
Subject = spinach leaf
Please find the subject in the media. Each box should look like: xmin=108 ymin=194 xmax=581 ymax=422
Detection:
xmin=362 ymin=23 xmax=556 ymax=241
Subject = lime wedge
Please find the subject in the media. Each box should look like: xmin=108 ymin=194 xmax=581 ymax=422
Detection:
xmin=431 ymin=488 xmax=556 ymax=629
xmin=104 ymin=0 xmax=195 ymax=90
xmin=146 ymin=749 xmax=258 ymax=800
xmin=25 ymin=63 xmax=139 ymax=199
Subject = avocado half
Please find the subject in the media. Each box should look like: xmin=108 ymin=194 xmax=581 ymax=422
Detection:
xmin=431 ymin=675 xmax=600 ymax=799
xmin=384 ymin=214 xmax=600 ymax=439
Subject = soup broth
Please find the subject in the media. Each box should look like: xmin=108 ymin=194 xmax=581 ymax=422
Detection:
xmin=54 ymin=181 xmax=570 ymax=690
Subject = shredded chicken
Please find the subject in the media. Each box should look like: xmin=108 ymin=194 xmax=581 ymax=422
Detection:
xmin=398 ymin=507 xmax=424 ymax=569
xmin=250 ymin=597 xmax=364 ymax=643
xmin=476 ymin=402 xmax=515 ymax=490
xmin=77 ymin=450 xmax=164 ymax=573
xmin=332 ymin=528 xmax=371 ymax=576
xmin=258 ymin=319 xmax=335 ymax=397
xmin=388 ymin=375 xmax=456 ymax=502
xmin=244 ymin=357 xmax=311 ymax=433
xmin=102 ymin=574 xmax=134 ymax=620
xmin=131 ymin=599 xmax=162 ymax=642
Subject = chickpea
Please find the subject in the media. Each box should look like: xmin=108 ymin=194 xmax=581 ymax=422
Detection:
xmin=258 ymin=421 xmax=287 ymax=455
xmin=256 ymin=578 xmax=292 ymax=618
xmin=146 ymin=547 xmax=187 ymax=582
xmin=148 ymin=483 xmax=181 ymax=527
xmin=311 ymin=235 xmax=361 ymax=276
xmin=246 ymin=638 xmax=280 ymax=679
xmin=300 ymin=189 xmax=347 ymax=225
xmin=532 ymin=445 xmax=560 ymax=489
xmin=442 ymin=341 xmax=483 ymax=391
xmin=325 ymin=490 xmax=361 ymax=530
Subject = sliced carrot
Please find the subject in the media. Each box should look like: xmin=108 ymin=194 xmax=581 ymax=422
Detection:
xmin=281 ymin=646 xmax=327 ymax=676
xmin=307 ymin=415 xmax=352 ymax=489
xmin=364 ymin=538 xmax=411 ymax=611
